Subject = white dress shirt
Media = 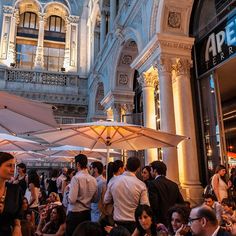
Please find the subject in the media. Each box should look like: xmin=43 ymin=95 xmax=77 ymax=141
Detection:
xmin=104 ymin=171 xmax=149 ymax=221
xmin=68 ymin=169 xmax=97 ymax=212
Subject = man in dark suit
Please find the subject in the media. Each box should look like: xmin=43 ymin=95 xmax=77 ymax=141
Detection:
xmin=148 ymin=161 xmax=184 ymax=225
xmin=189 ymin=205 xmax=230 ymax=236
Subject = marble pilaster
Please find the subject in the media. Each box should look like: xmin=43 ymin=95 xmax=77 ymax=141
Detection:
xmin=34 ymin=13 xmax=46 ymax=69
xmin=172 ymin=58 xmax=203 ymax=201
xmin=156 ymin=56 xmax=180 ymax=183
xmin=138 ymin=70 xmax=158 ymax=164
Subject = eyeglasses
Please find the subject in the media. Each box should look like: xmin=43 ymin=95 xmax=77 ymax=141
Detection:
xmin=188 ymin=217 xmax=202 ymax=224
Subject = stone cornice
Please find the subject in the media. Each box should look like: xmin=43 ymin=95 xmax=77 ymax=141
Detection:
xmin=130 ymin=33 xmax=195 ymax=73
xmin=101 ymin=90 xmax=135 ymax=110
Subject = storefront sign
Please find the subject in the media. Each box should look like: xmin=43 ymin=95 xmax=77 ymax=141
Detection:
xmin=195 ymin=9 xmax=236 ymax=77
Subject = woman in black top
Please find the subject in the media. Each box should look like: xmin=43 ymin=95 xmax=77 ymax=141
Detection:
xmin=13 ymin=162 xmax=27 ymax=195
xmin=0 ymin=152 xmax=23 ymax=236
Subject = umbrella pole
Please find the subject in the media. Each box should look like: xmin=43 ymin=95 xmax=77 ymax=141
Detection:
xmin=106 ymin=145 xmax=110 ymax=180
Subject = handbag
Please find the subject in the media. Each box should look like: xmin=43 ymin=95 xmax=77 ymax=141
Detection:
xmin=203 ymin=177 xmax=217 ymax=200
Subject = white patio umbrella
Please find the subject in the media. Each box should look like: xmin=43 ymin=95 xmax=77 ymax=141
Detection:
xmin=0 ymin=133 xmax=45 ymax=151
xmin=32 ymin=120 xmax=187 ymax=164
xmin=40 ymin=145 xmax=121 ymax=159
xmin=0 ymin=91 xmax=58 ymax=135
xmin=10 ymin=151 xmax=46 ymax=162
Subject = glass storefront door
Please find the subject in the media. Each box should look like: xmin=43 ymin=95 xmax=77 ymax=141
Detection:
xmin=216 ymin=58 xmax=236 ymax=167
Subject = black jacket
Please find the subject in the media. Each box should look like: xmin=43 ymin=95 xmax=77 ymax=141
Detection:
xmin=148 ymin=175 xmax=184 ymax=225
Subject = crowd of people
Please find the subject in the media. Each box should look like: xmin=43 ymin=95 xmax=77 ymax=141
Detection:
xmin=1 ymin=151 xmax=236 ymax=236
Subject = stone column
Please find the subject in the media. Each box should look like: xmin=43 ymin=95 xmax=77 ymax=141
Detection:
xmin=138 ymin=71 xmax=158 ymax=164
xmin=100 ymin=10 xmax=106 ymax=49
xmin=110 ymin=0 xmax=117 ymax=29
xmin=0 ymin=6 xmax=13 ymax=62
xmin=34 ymin=13 xmax=46 ymax=69
xmin=156 ymin=57 xmax=180 ymax=183
xmin=7 ymin=9 xmax=19 ymax=65
xmin=172 ymin=58 xmax=202 ymax=202
xmin=112 ymin=103 xmax=122 ymax=122
xmin=63 ymin=17 xmax=71 ymax=70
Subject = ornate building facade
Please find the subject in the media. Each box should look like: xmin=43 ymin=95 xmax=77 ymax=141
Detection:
xmin=1 ymin=0 xmax=236 ymax=202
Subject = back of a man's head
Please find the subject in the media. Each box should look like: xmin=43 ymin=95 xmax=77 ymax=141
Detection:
xmin=91 ymin=161 xmax=104 ymax=175
xmin=150 ymin=161 xmax=167 ymax=176
xmin=75 ymin=154 xmax=87 ymax=169
xmin=126 ymin=157 xmax=140 ymax=172
xmin=194 ymin=205 xmax=218 ymax=226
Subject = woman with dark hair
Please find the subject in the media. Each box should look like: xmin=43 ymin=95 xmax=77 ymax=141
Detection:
xmin=13 ymin=162 xmax=27 ymax=195
xmin=47 ymin=169 xmax=58 ymax=195
xmin=167 ymin=205 xmax=191 ymax=236
xmin=132 ymin=204 xmax=168 ymax=236
xmin=25 ymin=169 xmax=40 ymax=211
xmin=212 ymin=165 xmax=231 ymax=202
xmin=141 ymin=166 xmax=153 ymax=186
xmin=36 ymin=205 xmax=66 ymax=236
xmin=107 ymin=160 xmax=125 ymax=184
xmin=0 ymin=152 xmax=23 ymax=236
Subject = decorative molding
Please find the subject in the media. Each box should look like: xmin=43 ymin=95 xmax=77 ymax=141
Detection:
xmin=3 ymin=6 xmax=13 ymax=14
xmin=68 ymin=15 xmax=80 ymax=24
xmin=118 ymin=72 xmax=129 ymax=86
xmin=168 ymin=11 xmax=181 ymax=29
xmin=121 ymin=55 xmax=133 ymax=65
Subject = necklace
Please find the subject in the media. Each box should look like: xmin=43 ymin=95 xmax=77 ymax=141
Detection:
xmin=0 ymin=186 xmax=7 ymax=214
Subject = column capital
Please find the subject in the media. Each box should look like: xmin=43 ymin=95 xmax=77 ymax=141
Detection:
xmin=172 ymin=58 xmax=192 ymax=77
xmin=67 ymin=15 xmax=80 ymax=24
xmin=38 ymin=13 xmax=46 ymax=22
xmin=122 ymin=103 xmax=134 ymax=114
xmin=3 ymin=6 xmax=13 ymax=14
xmin=138 ymin=70 xmax=158 ymax=88
xmin=154 ymin=56 xmax=173 ymax=75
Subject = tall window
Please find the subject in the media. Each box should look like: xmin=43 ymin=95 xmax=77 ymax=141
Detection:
xmin=45 ymin=15 xmax=65 ymax=33
xmin=19 ymin=12 xmax=38 ymax=29
xmin=44 ymin=47 xmax=65 ymax=72
xmin=16 ymin=44 xmax=37 ymax=69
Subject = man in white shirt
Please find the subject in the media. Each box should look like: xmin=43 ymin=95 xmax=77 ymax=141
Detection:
xmin=90 ymin=161 xmax=106 ymax=222
xmin=104 ymin=157 xmax=149 ymax=233
xmin=66 ymin=154 xmax=97 ymax=236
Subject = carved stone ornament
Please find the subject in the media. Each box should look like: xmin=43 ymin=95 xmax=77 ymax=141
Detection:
xmin=68 ymin=15 xmax=80 ymax=24
xmin=3 ymin=6 xmax=13 ymax=14
xmin=138 ymin=72 xmax=158 ymax=88
xmin=155 ymin=57 xmax=173 ymax=74
xmin=118 ymin=73 xmax=128 ymax=85
xmin=168 ymin=11 xmax=181 ymax=29
xmin=172 ymin=58 xmax=192 ymax=76
xmin=121 ymin=55 xmax=133 ymax=65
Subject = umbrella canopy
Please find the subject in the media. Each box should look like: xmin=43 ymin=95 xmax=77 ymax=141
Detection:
xmin=33 ymin=121 xmax=186 ymax=150
xmin=11 ymin=151 xmax=46 ymax=162
xmin=40 ymin=145 xmax=121 ymax=159
xmin=0 ymin=91 xmax=58 ymax=135
xmin=0 ymin=133 xmax=45 ymax=151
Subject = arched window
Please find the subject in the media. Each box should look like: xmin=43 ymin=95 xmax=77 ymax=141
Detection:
xmin=19 ymin=12 xmax=38 ymax=29
xmin=45 ymin=15 xmax=65 ymax=33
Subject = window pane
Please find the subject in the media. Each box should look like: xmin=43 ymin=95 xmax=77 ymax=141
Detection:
xmin=24 ymin=13 xmax=30 ymax=28
xmin=49 ymin=48 xmax=59 ymax=57
xmin=50 ymin=16 xmax=56 ymax=31
xmin=30 ymin=13 xmax=36 ymax=28
xmin=55 ymin=17 xmax=61 ymax=32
